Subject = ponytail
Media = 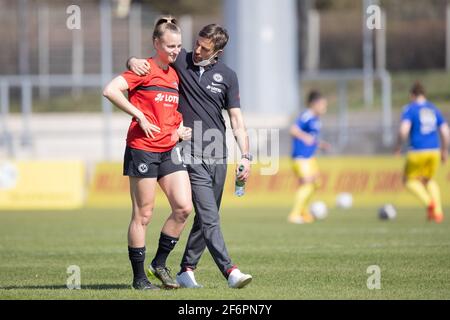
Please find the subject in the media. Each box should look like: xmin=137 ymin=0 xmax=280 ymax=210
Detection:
xmin=153 ymin=16 xmax=180 ymax=41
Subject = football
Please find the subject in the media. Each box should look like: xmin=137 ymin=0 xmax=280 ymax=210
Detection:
xmin=310 ymin=201 xmax=328 ymax=220
xmin=378 ymin=204 xmax=397 ymax=220
xmin=0 ymin=162 xmax=18 ymax=190
xmin=336 ymin=192 xmax=353 ymax=209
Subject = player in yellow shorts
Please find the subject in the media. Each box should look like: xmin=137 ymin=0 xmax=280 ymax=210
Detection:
xmin=288 ymin=90 xmax=330 ymax=224
xmin=395 ymin=82 xmax=449 ymax=223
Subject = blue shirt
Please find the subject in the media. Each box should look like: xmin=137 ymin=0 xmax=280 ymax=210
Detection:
xmin=401 ymin=101 xmax=446 ymax=151
xmin=292 ymin=110 xmax=321 ymax=159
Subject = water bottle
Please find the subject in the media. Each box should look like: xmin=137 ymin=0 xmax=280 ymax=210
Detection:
xmin=234 ymin=165 xmax=245 ymax=197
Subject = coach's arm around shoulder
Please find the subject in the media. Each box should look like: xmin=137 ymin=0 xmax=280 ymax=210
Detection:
xmin=127 ymin=57 xmax=150 ymax=76
xmin=439 ymin=122 xmax=450 ymax=164
xmin=228 ymin=107 xmax=251 ymax=182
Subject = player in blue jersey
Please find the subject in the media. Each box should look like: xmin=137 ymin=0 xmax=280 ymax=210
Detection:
xmin=288 ymin=90 xmax=330 ymax=224
xmin=395 ymin=82 xmax=449 ymax=223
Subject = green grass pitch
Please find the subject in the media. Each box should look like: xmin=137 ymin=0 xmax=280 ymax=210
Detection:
xmin=0 ymin=206 xmax=449 ymax=299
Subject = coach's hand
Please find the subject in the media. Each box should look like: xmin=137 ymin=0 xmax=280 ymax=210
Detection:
xmin=236 ymin=158 xmax=251 ymax=182
xmin=136 ymin=114 xmax=160 ymax=139
xmin=177 ymin=126 xmax=192 ymax=141
xmin=129 ymin=57 xmax=151 ymax=76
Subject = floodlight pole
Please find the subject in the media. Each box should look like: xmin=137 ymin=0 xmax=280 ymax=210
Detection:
xmin=100 ymin=0 xmax=113 ymax=161
xmin=305 ymin=9 xmax=320 ymax=72
xmin=180 ymin=15 xmax=193 ymax=52
xmin=446 ymin=4 xmax=450 ymax=71
xmin=381 ymin=71 xmax=392 ymax=147
xmin=375 ymin=9 xmax=386 ymax=72
xmin=363 ymin=0 xmax=374 ymax=107
xmin=0 ymin=81 xmax=13 ymax=157
xmin=224 ymin=0 xmax=299 ymax=115
xmin=338 ymin=81 xmax=349 ymax=149
xmin=129 ymin=1 xmax=142 ymax=57
xmin=21 ymin=79 xmax=32 ymax=148
xmin=72 ymin=22 xmax=84 ymax=99
xmin=38 ymin=2 xmax=50 ymax=100
xmin=18 ymin=0 xmax=30 ymax=76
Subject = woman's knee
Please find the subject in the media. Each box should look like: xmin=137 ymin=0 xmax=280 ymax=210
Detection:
xmin=173 ymin=202 xmax=193 ymax=222
xmin=133 ymin=205 xmax=154 ymax=226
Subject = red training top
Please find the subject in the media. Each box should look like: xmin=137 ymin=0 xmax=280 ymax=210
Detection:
xmin=121 ymin=58 xmax=182 ymax=152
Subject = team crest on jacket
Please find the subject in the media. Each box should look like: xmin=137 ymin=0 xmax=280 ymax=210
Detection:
xmin=213 ymin=73 xmax=223 ymax=82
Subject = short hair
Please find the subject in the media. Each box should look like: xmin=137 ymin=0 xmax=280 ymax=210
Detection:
xmin=198 ymin=24 xmax=229 ymax=51
xmin=153 ymin=16 xmax=181 ymax=41
xmin=410 ymin=81 xmax=426 ymax=97
xmin=307 ymin=90 xmax=323 ymax=105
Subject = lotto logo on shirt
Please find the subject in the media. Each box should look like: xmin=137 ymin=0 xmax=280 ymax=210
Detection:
xmin=154 ymin=93 xmax=179 ymax=105
xmin=206 ymin=85 xmax=222 ymax=94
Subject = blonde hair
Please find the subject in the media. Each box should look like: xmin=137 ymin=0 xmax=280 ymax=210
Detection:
xmin=153 ymin=16 xmax=181 ymax=41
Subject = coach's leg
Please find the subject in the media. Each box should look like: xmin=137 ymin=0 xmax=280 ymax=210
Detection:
xmin=180 ymin=161 xmax=233 ymax=277
xmin=180 ymin=204 xmax=207 ymax=270
xmin=192 ymin=183 xmax=233 ymax=277
xmin=179 ymin=161 xmax=211 ymax=271
xmin=128 ymin=177 xmax=157 ymax=285
xmin=211 ymin=161 xmax=253 ymax=288
xmin=212 ymin=162 xmax=227 ymax=210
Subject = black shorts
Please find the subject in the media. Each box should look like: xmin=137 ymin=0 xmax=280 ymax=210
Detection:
xmin=123 ymin=146 xmax=187 ymax=180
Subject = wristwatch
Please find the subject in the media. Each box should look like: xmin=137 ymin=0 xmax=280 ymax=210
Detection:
xmin=241 ymin=153 xmax=253 ymax=161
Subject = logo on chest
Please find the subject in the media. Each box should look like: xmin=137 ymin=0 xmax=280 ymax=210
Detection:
xmin=206 ymin=75 xmax=224 ymax=94
xmin=213 ymin=73 xmax=223 ymax=82
xmin=206 ymin=84 xmax=223 ymax=94
xmin=155 ymin=92 xmax=179 ymax=105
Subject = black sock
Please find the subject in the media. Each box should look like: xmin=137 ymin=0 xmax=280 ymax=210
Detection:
xmin=128 ymin=246 xmax=146 ymax=281
xmin=151 ymin=233 xmax=179 ymax=268
xmin=179 ymin=266 xmax=190 ymax=275
xmin=178 ymin=265 xmax=196 ymax=276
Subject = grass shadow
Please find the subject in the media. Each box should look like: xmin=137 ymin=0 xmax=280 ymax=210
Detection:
xmin=0 ymin=284 xmax=133 ymax=290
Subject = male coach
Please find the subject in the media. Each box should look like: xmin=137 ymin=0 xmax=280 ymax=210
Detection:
xmin=127 ymin=23 xmax=253 ymax=289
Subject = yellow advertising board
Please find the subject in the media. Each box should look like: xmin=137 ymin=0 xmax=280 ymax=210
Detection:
xmin=237 ymin=156 xmax=450 ymax=208
xmin=0 ymin=161 xmax=86 ymax=210
xmin=87 ymin=162 xmax=132 ymax=208
xmin=87 ymin=157 xmax=450 ymax=209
